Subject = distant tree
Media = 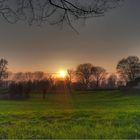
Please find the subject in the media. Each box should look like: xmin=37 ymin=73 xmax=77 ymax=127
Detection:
xmin=66 ymin=69 xmax=75 ymax=92
xmin=9 ymin=81 xmax=32 ymax=99
xmin=0 ymin=58 xmax=8 ymax=83
xmin=33 ymin=71 xmax=45 ymax=81
xmin=25 ymin=72 xmax=34 ymax=81
xmin=9 ymin=82 xmax=17 ymax=99
xmin=38 ymin=80 xmax=50 ymax=99
xmin=0 ymin=0 xmax=122 ymax=32
xmin=117 ymin=80 xmax=125 ymax=87
xmin=92 ymin=66 xmax=107 ymax=88
xmin=76 ymin=63 xmax=93 ymax=89
xmin=107 ymin=74 xmax=117 ymax=89
xmin=117 ymin=56 xmax=140 ymax=82
xmin=9 ymin=82 xmax=24 ymax=99
xmin=23 ymin=81 xmax=32 ymax=98
xmin=7 ymin=71 xmax=13 ymax=80
xmin=13 ymin=72 xmax=26 ymax=82
xmin=47 ymin=74 xmax=55 ymax=91
xmin=13 ymin=72 xmax=45 ymax=82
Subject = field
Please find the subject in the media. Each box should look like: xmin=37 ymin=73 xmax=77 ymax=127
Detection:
xmin=0 ymin=90 xmax=140 ymax=139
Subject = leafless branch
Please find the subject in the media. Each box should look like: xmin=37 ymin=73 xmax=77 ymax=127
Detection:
xmin=0 ymin=0 xmax=123 ymax=32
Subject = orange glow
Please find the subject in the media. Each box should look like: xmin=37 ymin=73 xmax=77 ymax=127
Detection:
xmin=58 ymin=70 xmax=67 ymax=78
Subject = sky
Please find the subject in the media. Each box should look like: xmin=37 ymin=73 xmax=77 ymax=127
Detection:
xmin=0 ymin=0 xmax=140 ymax=73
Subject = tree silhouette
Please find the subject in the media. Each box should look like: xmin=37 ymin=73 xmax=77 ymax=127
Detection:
xmin=107 ymin=74 xmax=117 ymax=88
xmin=13 ymin=72 xmax=26 ymax=82
xmin=76 ymin=63 xmax=93 ymax=89
xmin=92 ymin=66 xmax=107 ymax=88
xmin=66 ymin=69 xmax=75 ymax=92
xmin=117 ymin=56 xmax=140 ymax=82
xmin=0 ymin=58 xmax=8 ymax=83
xmin=38 ymin=80 xmax=50 ymax=99
xmin=25 ymin=72 xmax=34 ymax=81
xmin=0 ymin=0 xmax=122 ymax=31
xmin=33 ymin=71 xmax=45 ymax=81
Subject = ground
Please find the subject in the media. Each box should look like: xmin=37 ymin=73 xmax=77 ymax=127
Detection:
xmin=0 ymin=90 xmax=140 ymax=139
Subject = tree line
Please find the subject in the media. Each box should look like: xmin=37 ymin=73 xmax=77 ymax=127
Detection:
xmin=0 ymin=56 xmax=140 ymax=99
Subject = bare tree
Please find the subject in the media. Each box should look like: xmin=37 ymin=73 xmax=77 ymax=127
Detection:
xmin=38 ymin=80 xmax=50 ymax=99
xmin=66 ymin=69 xmax=75 ymax=91
xmin=25 ymin=72 xmax=34 ymax=81
xmin=116 ymin=56 xmax=140 ymax=82
xmin=92 ymin=66 xmax=107 ymax=88
xmin=13 ymin=72 xmax=26 ymax=82
xmin=76 ymin=63 xmax=93 ymax=89
xmin=107 ymin=74 xmax=117 ymax=89
xmin=47 ymin=74 xmax=55 ymax=90
xmin=0 ymin=58 xmax=8 ymax=82
xmin=33 ymin=71 xmax=45 ymax=81
xmin=0 ymin=0 xmax=122 ymax=31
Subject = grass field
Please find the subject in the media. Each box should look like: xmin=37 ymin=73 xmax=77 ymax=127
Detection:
xmin=0 ymin=90 xmax=140 ymax=139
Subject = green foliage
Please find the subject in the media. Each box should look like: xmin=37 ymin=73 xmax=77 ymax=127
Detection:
xmin=0 ymin=90 xmax=140 ymax=139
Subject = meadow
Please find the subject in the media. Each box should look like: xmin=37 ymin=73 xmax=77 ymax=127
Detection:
xmin=0 ymin=90 xmax=140 ymax=139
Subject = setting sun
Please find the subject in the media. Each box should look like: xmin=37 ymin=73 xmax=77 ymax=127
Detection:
xmin=59 ymin=70 xmax=67 ymax=78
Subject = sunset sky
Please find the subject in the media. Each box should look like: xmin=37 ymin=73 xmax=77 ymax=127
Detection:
xmin=0 ymin=0 xmax=140 ymax=73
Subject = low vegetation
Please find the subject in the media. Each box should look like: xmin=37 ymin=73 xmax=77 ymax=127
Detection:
xmin=0 ymin=90 xmax=139 ymax=139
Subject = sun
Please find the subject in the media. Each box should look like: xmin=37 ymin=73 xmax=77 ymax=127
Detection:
xmin=59 ymin=70 xmax=67 ymax=78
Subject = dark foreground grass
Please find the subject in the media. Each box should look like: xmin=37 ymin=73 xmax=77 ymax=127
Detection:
xmin=0 ymin=90 xmax=140 ymax=139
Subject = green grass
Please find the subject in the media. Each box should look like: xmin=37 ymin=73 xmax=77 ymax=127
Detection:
xmin=0 ymin=90 xmax=140 ymax=139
